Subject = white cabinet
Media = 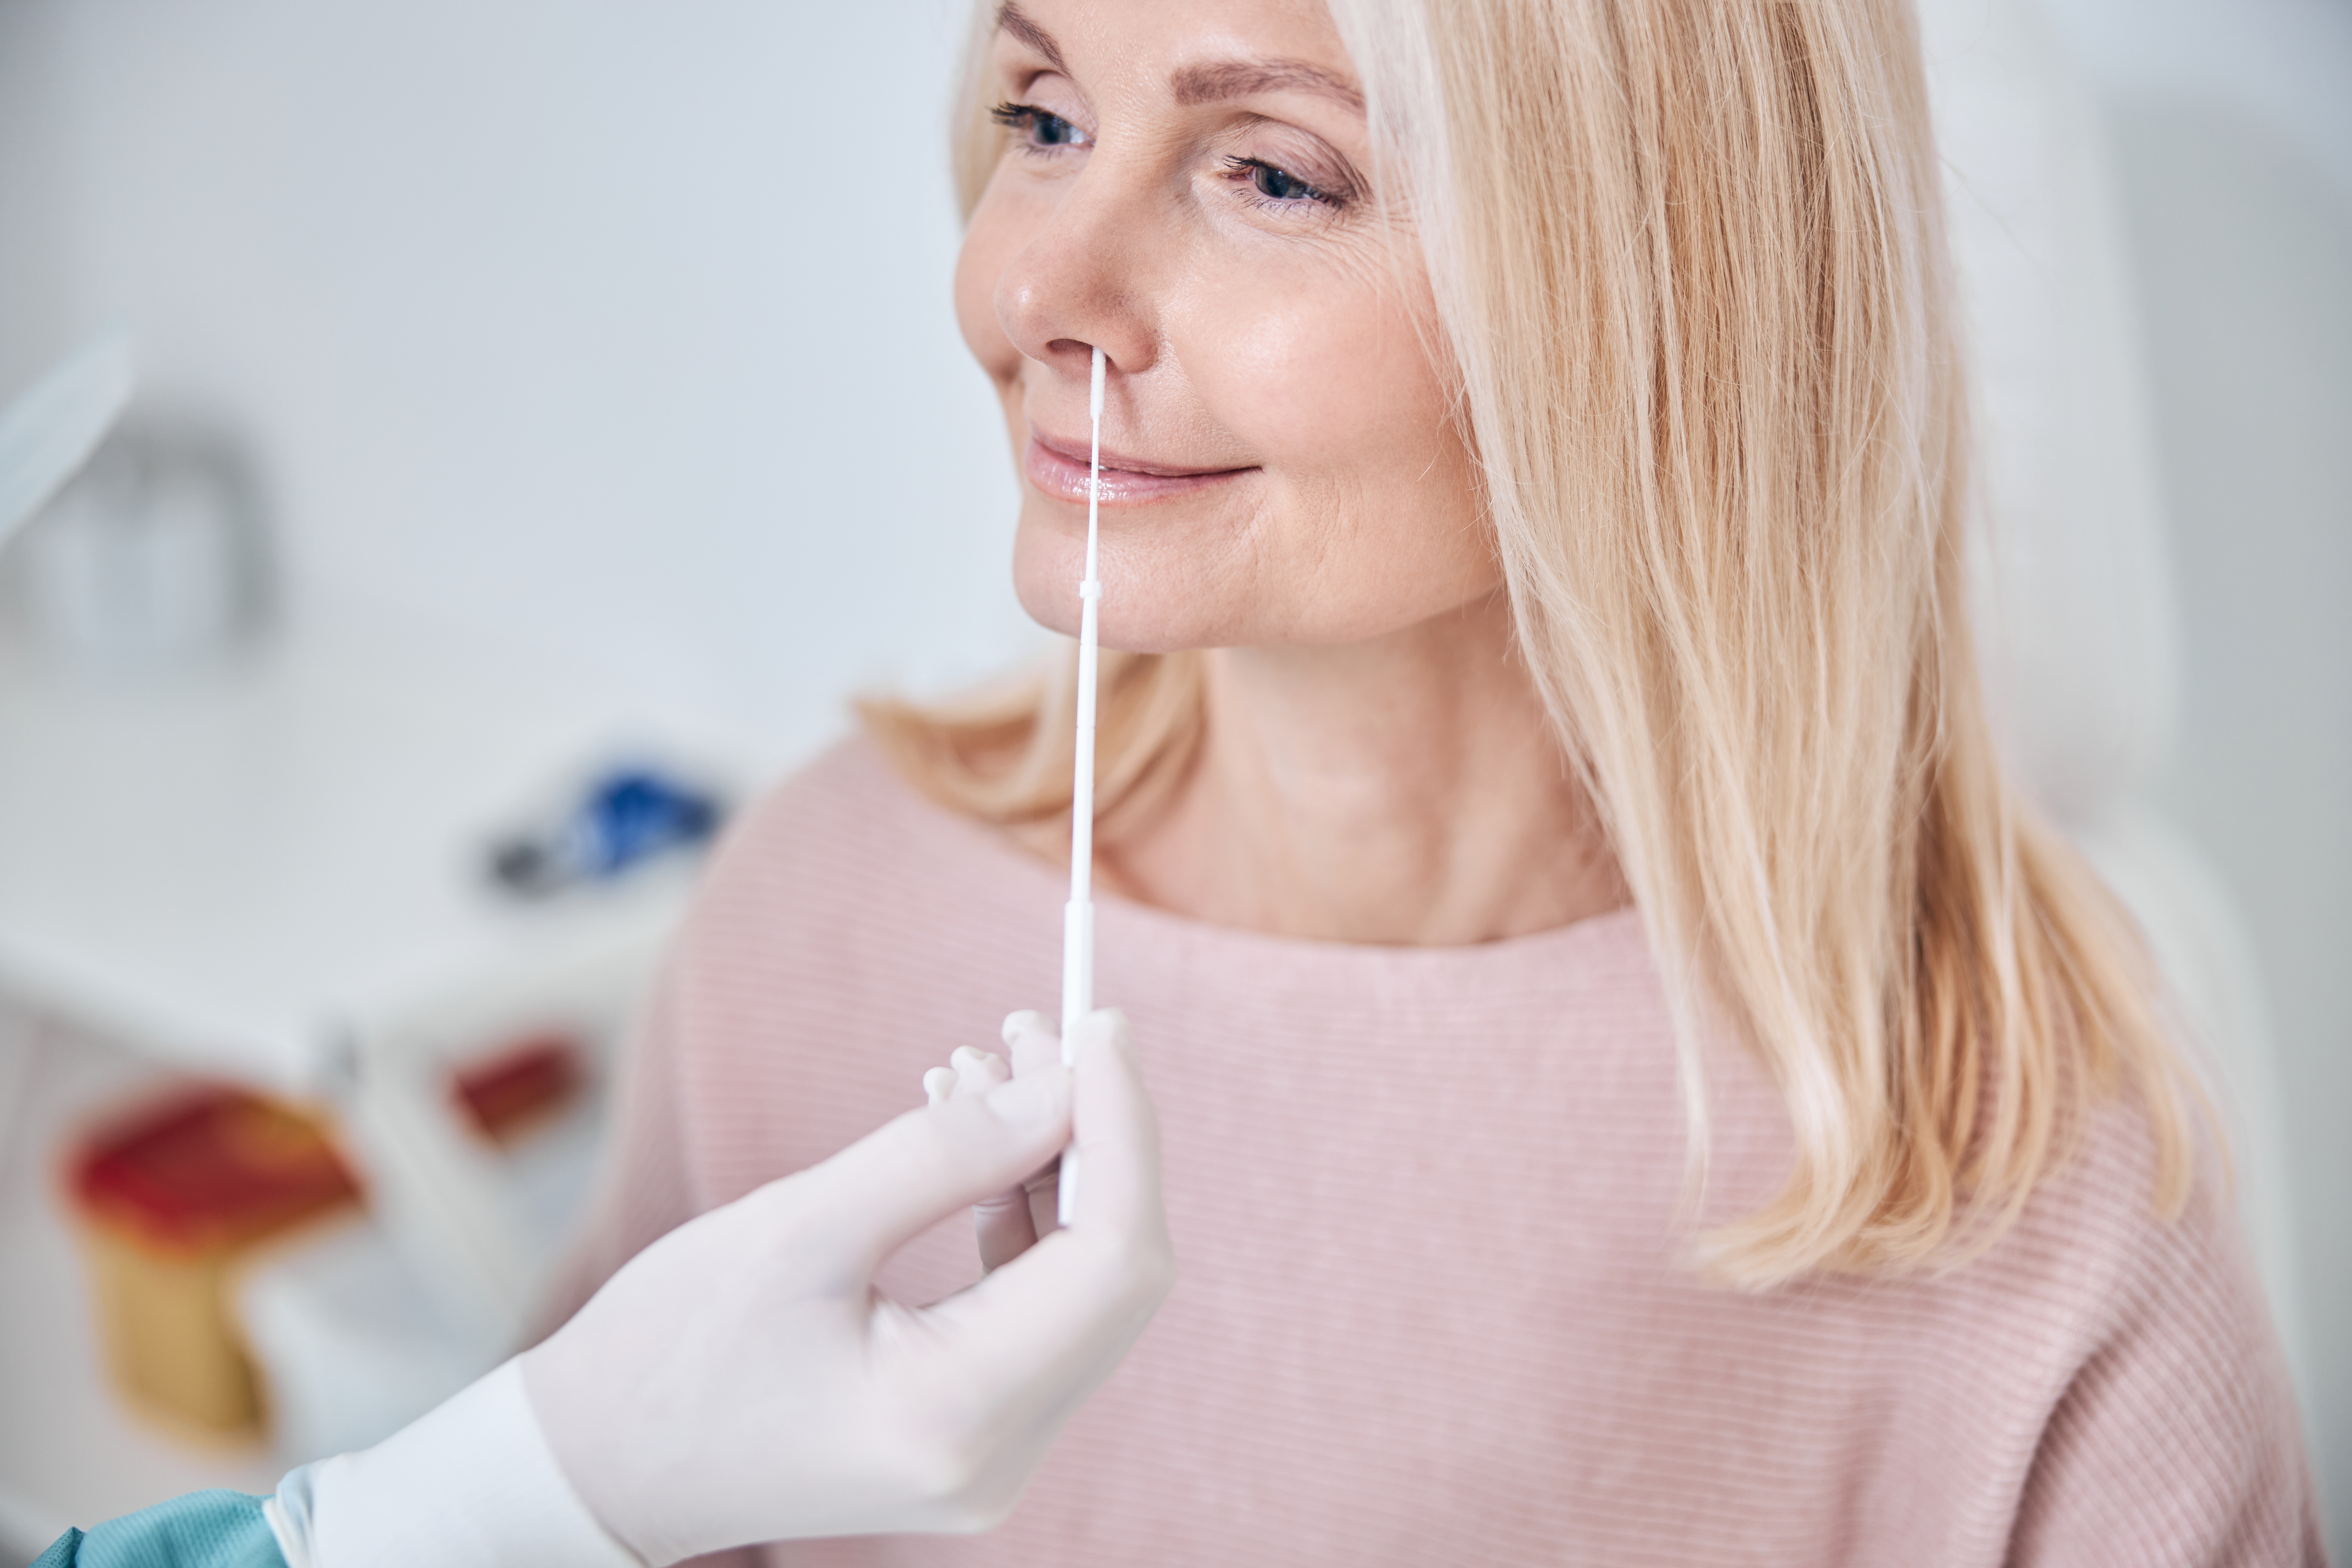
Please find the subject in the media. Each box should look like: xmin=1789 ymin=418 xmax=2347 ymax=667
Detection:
xmin=0 ymin=612 xmax=761 ymax=1552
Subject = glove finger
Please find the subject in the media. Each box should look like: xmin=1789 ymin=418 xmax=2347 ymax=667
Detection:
xmin=1000 ymin=1009 xmax=1064 ymax=1079
xmin=790 ymin=1067 xmax=1073 ymax=1292
xmin=910 ymin=1011 xmax=1172 ymax=1403
xmin=950 ymin=1047 xmax=1014 ymax=1096
xmin=999 ymin=1010 xmax=1072 ymax=1231
xmin=953 ymin=1044 xmax=1041 ymax=1268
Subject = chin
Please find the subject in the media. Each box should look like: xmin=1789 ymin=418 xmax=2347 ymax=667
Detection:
xmin=1007 ymin=497 xmax=1486 ymax=654
xmin=1010 ymin=513 xmax=1214 ymax=653
xmin=1014 ymin=569 xmax=1215 ymax=654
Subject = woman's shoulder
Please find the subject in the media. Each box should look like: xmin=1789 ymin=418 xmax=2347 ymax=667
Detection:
xmin=669 ymin=733 xmax=1053 ymax=974
xmin=1980 ymin=1092 xmax=2320 ymax=1557
xmin=720 ymin=733 xmax=940 ymax=856
xmin=716 ymin=733 xmax=1025 ymax=881
xmin=1928 ymin=1078 xmax=2317 ymax=1552
xmin=1987 ymin=1086 xmax=2252 ymax=1339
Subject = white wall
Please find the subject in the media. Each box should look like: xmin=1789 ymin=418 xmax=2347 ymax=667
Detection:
xmin=1 ymin=0 xmax=2346 ymax=1553
xmin=2034 ymin=1 xmax=2352 ymax=1553
xmin=0 ymin=0 xmax=1037 ymax=769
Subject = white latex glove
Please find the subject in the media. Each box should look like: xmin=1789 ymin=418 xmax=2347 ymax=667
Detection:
xmin=921 ymin=1009 xmax=1072 ymax=1273
xmin=521 ymin=1007 xmax=1171 ymax=1566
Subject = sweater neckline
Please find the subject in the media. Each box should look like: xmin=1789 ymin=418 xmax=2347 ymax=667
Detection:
xmin=866 ymin=742 xmax=1651 ymax=982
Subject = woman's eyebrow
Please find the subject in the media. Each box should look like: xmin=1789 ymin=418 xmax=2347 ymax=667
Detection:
xmin=991 ymin=5 xmax=1363 ymax=119
xmin=1170 ymin=59 xmax=1365 ymax=116
xmin=994 ymin=3 xmax=1067 ymax=74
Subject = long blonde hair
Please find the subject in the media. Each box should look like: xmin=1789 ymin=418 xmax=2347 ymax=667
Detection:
xmin=866 ymin=0 xmax=2193 ymax=1285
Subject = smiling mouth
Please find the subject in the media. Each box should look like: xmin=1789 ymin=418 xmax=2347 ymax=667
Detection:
xmin=1025 ymin=433 xmax=1257 ymax=505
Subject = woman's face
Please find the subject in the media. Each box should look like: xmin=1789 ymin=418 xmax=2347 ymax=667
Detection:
xmin=956 ymin=0 xmax=1493 ymax=652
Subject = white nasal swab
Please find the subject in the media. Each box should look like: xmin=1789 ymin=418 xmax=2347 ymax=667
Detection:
xmin=1058 ymin=344 xmax=1106 ymax=1227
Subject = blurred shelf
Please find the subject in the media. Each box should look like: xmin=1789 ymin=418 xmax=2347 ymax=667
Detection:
xmin=0 ymin=611 xmax=769 ymax=1558
xmin=0 ymin=611 xmax=757 ymax=1092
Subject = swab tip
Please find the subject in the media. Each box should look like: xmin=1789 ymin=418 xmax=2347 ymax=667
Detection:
xmin=1089 ymin=345 xmax=1105 ymax=422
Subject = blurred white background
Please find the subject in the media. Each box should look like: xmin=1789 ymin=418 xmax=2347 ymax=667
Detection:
xmin=0 ymin=0 xmax=1037 ymax=767
xmin=2031 ymin=2 xmax=2350 ymax=1555
xmin=0 ymin=0 xmax=2343 ymax=1557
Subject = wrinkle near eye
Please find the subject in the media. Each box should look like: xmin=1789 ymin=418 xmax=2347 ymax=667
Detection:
xmin=1207 ymin=118 xmax=1363 ymax=209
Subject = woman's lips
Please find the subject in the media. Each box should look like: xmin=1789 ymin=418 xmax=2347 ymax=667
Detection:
xmin=1024 ymin=433 xmax=1255 ymax=505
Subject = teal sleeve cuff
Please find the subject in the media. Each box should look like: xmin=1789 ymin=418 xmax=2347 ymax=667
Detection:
xmin=32 ymin=1489 xmax=285 ymax=1568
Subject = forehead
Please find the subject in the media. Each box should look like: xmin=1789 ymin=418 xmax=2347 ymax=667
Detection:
xmin=991 ymin=0 xmax=1359 ymax=103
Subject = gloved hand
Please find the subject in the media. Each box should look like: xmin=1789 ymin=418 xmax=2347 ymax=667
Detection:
xmin=921 ymin=1008 xmax=1074 ymax=1273
xmin=521 ymin=1008 xmax=1171 ymax=1566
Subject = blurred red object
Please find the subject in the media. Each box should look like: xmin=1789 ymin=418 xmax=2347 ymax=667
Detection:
xmin=450 ymin=1032 xmax=582 ymax=1145
xmin=66 ymin=1085 xmax=361 ymax=1437
xmin=72 ymin=1085 xmax=360 ymax=1256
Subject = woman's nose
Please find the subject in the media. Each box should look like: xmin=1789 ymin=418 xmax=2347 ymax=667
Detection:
xmin=993 ymin=161 xmax=1163 ymax=388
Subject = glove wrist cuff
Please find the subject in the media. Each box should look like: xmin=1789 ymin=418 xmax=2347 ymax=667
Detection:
xmin=268 ymin=1357 xmax=644 ymax=1568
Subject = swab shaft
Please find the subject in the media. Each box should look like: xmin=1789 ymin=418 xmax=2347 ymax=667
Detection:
xmin=1058 ymin=346 xmax=1107 ymax=1226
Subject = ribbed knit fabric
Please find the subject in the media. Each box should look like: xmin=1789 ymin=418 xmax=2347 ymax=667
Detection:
xmin=554 ymin=740 xmax=2323 ymax=1567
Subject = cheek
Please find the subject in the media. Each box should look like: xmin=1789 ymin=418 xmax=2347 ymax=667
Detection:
xmin=1176 ymin=261 xmax=1487 ymax=594
xmin=1193 ymin=273 xmax=1427 ymax=452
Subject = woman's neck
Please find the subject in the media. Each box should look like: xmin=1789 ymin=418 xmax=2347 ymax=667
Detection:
xmin=1102 ymin=592 xmax=1626 ymax=945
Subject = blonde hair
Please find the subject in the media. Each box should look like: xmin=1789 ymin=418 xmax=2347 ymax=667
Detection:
xmin=866 ymin=0 xmax=2193 ymax=1285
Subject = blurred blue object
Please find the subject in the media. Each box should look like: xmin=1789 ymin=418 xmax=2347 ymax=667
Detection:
xmin=489 ymin=767 xmax=725 ymax=898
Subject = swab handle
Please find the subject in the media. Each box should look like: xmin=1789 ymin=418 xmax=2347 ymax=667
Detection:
xmin=1059 ymin=899 xmax=1093 ymax=1226
xmin=1060 ymin=900 xmax=1093 ymax=1058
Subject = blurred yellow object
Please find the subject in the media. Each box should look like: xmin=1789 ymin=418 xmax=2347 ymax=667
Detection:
xmin=66 ymin=1085 xmax=361 ymax=1438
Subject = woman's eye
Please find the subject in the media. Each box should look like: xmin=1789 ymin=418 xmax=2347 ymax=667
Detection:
xmin=989 ymin=101 xmax=1090 ymax=152
xmin=1225 ymin=156 xmax=1341 ymax=209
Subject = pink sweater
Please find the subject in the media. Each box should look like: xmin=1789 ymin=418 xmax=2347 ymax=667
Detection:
xmin=559 ymin=741 xmax=2323 ymax=1566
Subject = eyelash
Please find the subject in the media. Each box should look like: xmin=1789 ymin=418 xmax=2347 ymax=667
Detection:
xmin=1221 ymin=155 xmax=1344 ymax=210
xmin=989 ymin=101 xmax=1089 ymax=151
xmin=988 ymin=101 xmax=1346 ymax=212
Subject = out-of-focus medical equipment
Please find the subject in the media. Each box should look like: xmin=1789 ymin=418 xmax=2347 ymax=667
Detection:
xmin=233 ymin=1028 xmax=595 ymax=1465
xmin=0 ymin=335 xmax=271 ymax=679
xmin=488 ymin=767 xmax=726 ymax=899
xmin=62 ymin=1042 xmax=580 ymax=1442
xmin=0 ymin=333 xmax=133 ymax=553
xmin=0 ymin=606 xmax=756 ymax=1541
xmin=1058 ymin=344 xmax=1107 ymax=1227
xmin=68 ymin=1085 xmax=363 ymax=1437
xmin=25 ymin=420 xmax=272 ymax=675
